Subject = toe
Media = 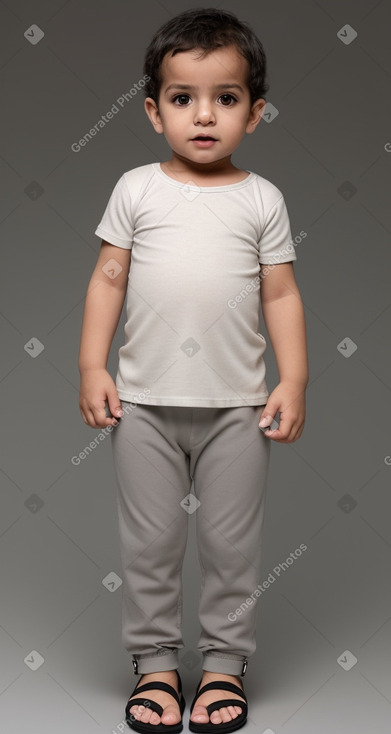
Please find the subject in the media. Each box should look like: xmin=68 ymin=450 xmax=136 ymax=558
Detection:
xmin=210 ymin=709 xmax=223 ymax=724
xmin=129 ymin=704 xmax=144 ymax=721
xmin=140 ymin=707 xmax=154 ymax=723
xmin=227 ymin=705 xmax=239 ymax=719
xmin=212 ymin=705 xmax=243 ymax=723
xmin=150 ymin=711 xmax=161 ymax=725
xmin=161 ymin=704 xmax=181 ymax=724
xmin=191 ymin=704 xmax=210 ymax=723
xmin=217 ymin=707 xmax=233 ymax=723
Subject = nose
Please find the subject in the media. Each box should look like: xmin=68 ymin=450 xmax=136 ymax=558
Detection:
xmin=193 ymin=98 xmax=216 ymax=126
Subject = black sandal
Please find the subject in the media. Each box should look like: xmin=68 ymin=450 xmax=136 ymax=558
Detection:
xmin=189 ymin=677 xmax=248 ymax=733
xmin=125 ymin=668 xmax=186 ymax=733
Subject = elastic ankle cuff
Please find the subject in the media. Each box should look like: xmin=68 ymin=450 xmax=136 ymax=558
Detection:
xmin=202 ymin=654 xmax=248 ymax=677
xmin=132 ymin=649 xmax=179 ymax=675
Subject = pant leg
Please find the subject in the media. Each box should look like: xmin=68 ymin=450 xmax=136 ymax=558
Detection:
xmin=111 ymin=400 xmax=193 ymax=675
xmin=189 ymin=405 xmax=271 ymax=677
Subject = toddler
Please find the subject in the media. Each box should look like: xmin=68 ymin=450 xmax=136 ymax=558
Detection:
xmin=78 ymin=7 xmax=308 ymax=733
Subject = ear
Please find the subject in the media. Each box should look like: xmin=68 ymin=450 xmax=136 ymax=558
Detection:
xmin=144 ymin=97 xmax=164 ymax=134
xmin=245 ymin=98 xmax=267 ymax=134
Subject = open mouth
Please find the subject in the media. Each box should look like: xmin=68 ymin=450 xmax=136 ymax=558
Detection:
xmin=192 ymin=136 xmax=216 ymax=141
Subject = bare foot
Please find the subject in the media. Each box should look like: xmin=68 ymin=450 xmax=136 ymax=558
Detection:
xmin=190 ymin=671 xmax=245 ymax=725
xmin=127 ymin=670 xmax=181 ymax=726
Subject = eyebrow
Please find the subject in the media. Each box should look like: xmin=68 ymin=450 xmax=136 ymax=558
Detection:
xmin=164 ymin=83 xmax=244 ymax=93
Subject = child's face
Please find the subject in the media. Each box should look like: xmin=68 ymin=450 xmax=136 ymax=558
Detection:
xmin=144 ymin=45 xmax=266 ymax=170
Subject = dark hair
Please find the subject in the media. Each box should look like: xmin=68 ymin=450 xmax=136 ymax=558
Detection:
xmin=143 ymin=7 xmax=269 ymax=107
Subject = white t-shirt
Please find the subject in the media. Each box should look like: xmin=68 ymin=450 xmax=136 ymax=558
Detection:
xmin=94 ymin=162 xmax=297 ymax=407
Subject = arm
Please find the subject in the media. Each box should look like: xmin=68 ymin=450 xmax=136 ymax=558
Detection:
xmin=78 ymin=241 xmax=131 ymax=428
xmin=259 ymin=261 xmax=309 ymax=442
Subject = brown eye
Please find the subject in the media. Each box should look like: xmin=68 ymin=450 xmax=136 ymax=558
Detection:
xmin=173 ymin=94 xmax=190 ymax=105
xmin=219 ymin=94 xmax=236 ymax=106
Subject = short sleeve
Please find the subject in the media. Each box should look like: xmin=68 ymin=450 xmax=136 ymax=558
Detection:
xmin=94 ymin=174 xmax=134 ymax=249
xmin=258 ymin=194 xmax=297 ymax=264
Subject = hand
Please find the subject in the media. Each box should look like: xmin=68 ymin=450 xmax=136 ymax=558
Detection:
xmin=79 ymin=368 xmax=123 ymax=428
xmin=258 ymin=381 xmax=306 ymax=443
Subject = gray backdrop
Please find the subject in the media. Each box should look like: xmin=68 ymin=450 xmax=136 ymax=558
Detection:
xmin=1 ymin=1 xmax=390 ymax=732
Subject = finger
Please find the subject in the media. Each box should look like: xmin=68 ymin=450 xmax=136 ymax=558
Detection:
xmin=265 ymin=422 xmax=298 ymax=442
xmin=264 ymin=422 xmax=290 ymax=441
xmin=264 ymin=428 xmax=283 ymax=441
xmin=265 ymin=412 xmax=289 ymax=436
xmin=83 ymin=407 xmax=106 ymax=428
xmin=84 ymin=407 xmax=99 ymax=427
xmin=107 ymin=395 xmax=123 ymax=419
xmin=91 ymin=407 xmax=119 ymax=428
xmin=259 ymin=411 xmax=275 ymax=428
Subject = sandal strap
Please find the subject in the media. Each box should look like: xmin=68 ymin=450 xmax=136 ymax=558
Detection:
xmin=127 ymin=680 xmax=181 ymax=707
xmin=126 ymin=696 xmax=163 ymax=717
xmin=207 ymin=698 xmax=248 ymax=717
xmin=190 ymin=680 xmax=247 ymax=713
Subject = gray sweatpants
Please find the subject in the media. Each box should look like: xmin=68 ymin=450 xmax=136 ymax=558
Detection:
xmin=111 ymin=401 xmax=271 ymax=678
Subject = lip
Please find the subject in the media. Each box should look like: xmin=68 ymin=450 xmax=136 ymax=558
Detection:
xmin=191 ymin=135 xmax=217 ymax=140
xmin=191 ymin=135 xmax=217 ymax=148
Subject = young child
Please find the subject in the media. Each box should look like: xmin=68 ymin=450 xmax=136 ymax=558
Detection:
xmin=78 ymin=7 xmax=308 ymax=733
